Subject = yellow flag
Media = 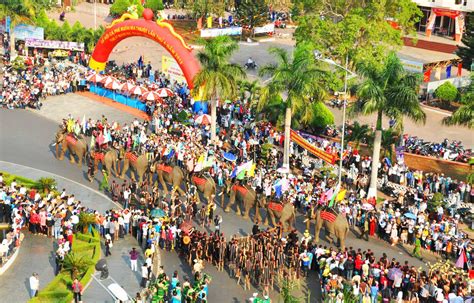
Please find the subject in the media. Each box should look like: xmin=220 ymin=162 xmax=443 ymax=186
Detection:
xmin=247 ymin=164 xmax=256 ymax=177
xmin=207 ymin=16 xmax=212 ymax=28
xmin=336 ymin=189 xmax=347 ymax=202
xmin=198 ymin=154 xmax=205 ymax=165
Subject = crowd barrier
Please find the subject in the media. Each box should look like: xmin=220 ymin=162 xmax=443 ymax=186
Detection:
xmin=89 ymin=84 xmax=147 ymax=112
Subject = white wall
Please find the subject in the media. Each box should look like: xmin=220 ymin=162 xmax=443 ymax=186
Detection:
xmin=413 ymin=0 xmax=474 ymax=12
xmin=425 ymin=76 xmax=472 ymax=93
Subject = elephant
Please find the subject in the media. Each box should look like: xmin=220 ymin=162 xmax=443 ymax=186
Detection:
xmin=261 ymin=199 xmax=295 ymax=232
xmin=306 ymin=208 xmax=349 ymax=250
xmin=119 ymin=151 xmax=149 ymax=183
xmin=90 ymin=149 xmax=119 ymax=178
xmin=223 ymin=181 xmax=258 ymax=220
xmin=54 ymin=130 xmax=88 ymax=167
xmin=150 ymin=162 xmax=186 ymax=196
xmin=189 ymin=174 xmax=216 ymax=205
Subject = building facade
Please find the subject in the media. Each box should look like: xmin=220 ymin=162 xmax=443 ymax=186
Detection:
xmin=412 ymin=0 xmax=473 ymax=42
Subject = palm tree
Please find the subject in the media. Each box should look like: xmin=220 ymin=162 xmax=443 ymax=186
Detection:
xmin=258 ymin=45 xmax=328 ymax=169
xmin=442 ymin=74 xmax=474 ymax=129
xmin=346 ymin=122 xmax=370 ymax=149
xmin=77 ymin=212 xmax=97 ymax=234
xmin=62 ymin=252 xmax=93 ymax=279
xmin=193 ymin=36 xmax=246 ymax=142
xmin=349 ymin=52 xmax=426 ymax=198
xmin=36 ymin=177 xmax=57 ymax=194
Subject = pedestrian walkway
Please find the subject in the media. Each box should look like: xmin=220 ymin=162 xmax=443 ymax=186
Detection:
xmin=0 ymin=161 xmax=143 ymax=302
xmin=29 ymin=93 xmax=140 ymax=125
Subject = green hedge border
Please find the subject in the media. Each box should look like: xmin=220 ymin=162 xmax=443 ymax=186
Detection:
xmin=29 ymin=230 xmax=101 ymax=303
xmin=0 ymin=171 xmax=101 ymax=303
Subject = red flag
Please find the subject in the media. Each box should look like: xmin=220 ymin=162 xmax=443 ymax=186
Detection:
xmin=457 ymin=63 xmax=463 ymax=77
xmin=423 ymin=69 xmax=431 ymax=82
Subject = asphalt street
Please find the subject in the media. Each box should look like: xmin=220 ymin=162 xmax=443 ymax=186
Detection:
xmin=0 ymin=102 xmax=435 ymax=302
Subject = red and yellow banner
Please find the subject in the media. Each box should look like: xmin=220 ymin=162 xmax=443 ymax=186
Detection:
xmin=290 ymin=130 xmax=336 ymax=164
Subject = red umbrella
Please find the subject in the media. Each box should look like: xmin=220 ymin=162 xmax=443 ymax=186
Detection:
xmin=86 ymin=73 xmax=103 ymax=83
xmin=195 ymin=114 xmax=211 ymax=125
xmin=105 ymin=79 xmax=121 ymax=90
xmin=147 ymin=83 xmax=160 ymax=90
xmin=120 ymin=82 xmax=135 ymax=92
xmin=156 ymin=88 xmax=174 ymax=98
xmin=130 ymin=85 xmax=148 ymax=95
xmin=141 ymin=91 xmax=164 ymax=103
xmin=101 ymin=76 xmax=116 ymax=86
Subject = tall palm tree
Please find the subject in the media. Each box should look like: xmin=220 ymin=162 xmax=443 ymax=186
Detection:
xmin=258 ymin=45 xmax=328 ymax=169
xmin=193 ymin=36 xmax=246 ymax=142
xmin=442 ymin=74 xmax=474 ymax=129
xmin=346 ymin=122 xmax=370 ymax=149
xmin=349 ymin=52 xmax=426 ymax=198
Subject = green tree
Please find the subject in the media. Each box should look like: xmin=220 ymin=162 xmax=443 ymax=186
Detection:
xmin=239 ymin=79 xmax=261 ymax=106
xmin=258 ymin=45 xmax=328 ymax=168
xmin=305 ymin=100 xmax=334 ymax=130
xmin=145 ymin=0 xmax=164 ymax=12
xmin=346 ymin=122 xmax=370 ymax=149
xmin=457 ymin=13 xmax=473 ymax=68
xmin=36 ymin=177 xmax=57 ymax=194
xmin=110 ymin=0 xmax=132 ymax=16
xmin=293 ymin=0 xmax=421 ymax=69
xmin=442 ymin=75 xmax=474 ymax=129
xmin=235 ymin=0 xmax=268 ymax=30
xmin=349 ymin=52 xmax=426 ymax=198
xmin=435 ymin=81 xmax=458 ymax=104
xmin=58 ymin=21 xmax=72 ymax=41
xmin=193 ymin=36 xmax=246 ymax=142
xmin=131 ymin=0 xmax=145 ymax=16
xmin=62 ymin=252 xmax=93 ymax=279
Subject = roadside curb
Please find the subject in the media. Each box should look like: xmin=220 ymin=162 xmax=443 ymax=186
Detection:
xmin=420 ymin=104 xmax=453 ymax=116
xmin=75 ymin=91 xmax=150 ymax=121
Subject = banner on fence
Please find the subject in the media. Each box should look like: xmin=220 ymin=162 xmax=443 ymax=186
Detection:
xmin=25 ymin=38 xmax=85 ymax=51
xmin=13 ymin=24 xmax=44 ymax=40
xmin=254 ymin=23 xmax=275 ymax=35
xmin=200 ymin=27 xmax=242 ymax=38
xmin=290 ymin=129 xmax=336 ymax=164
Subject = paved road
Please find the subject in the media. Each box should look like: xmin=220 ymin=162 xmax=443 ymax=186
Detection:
xmin=329 ymin=106 xmax=474 ymax=148
xmin=0 ymin=100 xmax=437 ymax=302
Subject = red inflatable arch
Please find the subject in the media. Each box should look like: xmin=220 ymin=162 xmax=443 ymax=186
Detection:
xmin=89 ymin=12 xmax=200 ymax=88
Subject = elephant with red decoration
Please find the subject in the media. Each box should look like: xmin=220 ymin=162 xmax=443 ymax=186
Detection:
xmin=54 ymin=129 xmax=88 ymax=167
xmin=223 ymin=181 xmax=259 ymax=220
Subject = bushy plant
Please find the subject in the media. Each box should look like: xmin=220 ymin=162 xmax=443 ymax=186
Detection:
xmin=36 ymin=177 xmax=57 ymax=194
xmin=145 ymin=0 xmax=164 ymax=12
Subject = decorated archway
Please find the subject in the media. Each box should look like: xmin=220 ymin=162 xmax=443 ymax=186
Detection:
xmin=89 ymin=9 xmax=200 ymax=88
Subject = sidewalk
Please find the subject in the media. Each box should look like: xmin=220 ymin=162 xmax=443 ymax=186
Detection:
xmin=0 ymin=161 xmax=142 ymax=302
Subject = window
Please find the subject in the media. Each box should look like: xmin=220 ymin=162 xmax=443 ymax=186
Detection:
xmin=454 ymin=0 xmax=462 ymax=4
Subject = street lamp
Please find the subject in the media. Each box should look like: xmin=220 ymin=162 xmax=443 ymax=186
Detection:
xmin=313 ymin=51 xmax=357 ymax=186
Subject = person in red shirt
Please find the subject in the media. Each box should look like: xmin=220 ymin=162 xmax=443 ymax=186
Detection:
xmin=354 ymin=254 xmax=364 ymax=276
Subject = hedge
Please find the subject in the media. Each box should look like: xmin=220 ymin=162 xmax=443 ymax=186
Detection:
xmin=1 ymin=171 xmax=40 ymax=189
xmin=29 ymin=230 xmax=101 ymax=303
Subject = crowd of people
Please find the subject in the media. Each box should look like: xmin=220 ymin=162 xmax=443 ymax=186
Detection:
xmin=1 ymin=53 xmax=472 ymax=302
xmin=1 ymin=61 xmax=86 ymax=109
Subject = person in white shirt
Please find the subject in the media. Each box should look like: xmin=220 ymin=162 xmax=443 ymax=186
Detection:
xmin=29 ymin=273 xmax=39 ymax=298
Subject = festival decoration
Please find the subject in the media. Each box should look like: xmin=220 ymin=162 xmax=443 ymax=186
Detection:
xmin=290 ymin=130 xmax=336 ymax=164
xmin=89 ymin=7 xmax=200 ymax=88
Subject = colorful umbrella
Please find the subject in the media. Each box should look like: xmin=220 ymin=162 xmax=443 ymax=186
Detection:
xmin=387 ymin=268 xmax=403 ymax=280
xmin=361 ymin=203 xmax=374 ymax=211
xmin=120 ymin=82 xmax=135 ymax=92
xmin=104 ymin=79 xmax=121 ymax=90
xmin=222 ymin=152 xmax=237 ymax=162
xmin=404 ymin=213 xmax=417 ymax=220
xmin=129 ymin=85 xmax=148 ymax=95
xmin=195 ymin=114 xmax=211 ymax=125
xmin=86 ymin=73 xmax=103 ymax=83
xmin=156 ymin=88 xmax=174 ymax=97
xmin=141 ymin=91 xmax=164 ymax=103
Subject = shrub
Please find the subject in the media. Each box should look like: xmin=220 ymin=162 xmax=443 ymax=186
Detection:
xmin=110 ymin=0 xmax=131 ymax=16
xmin=145 ymin=0 xmax=164 ymax=12
xmin=435 ymin=82 xmax=458 ymax=103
